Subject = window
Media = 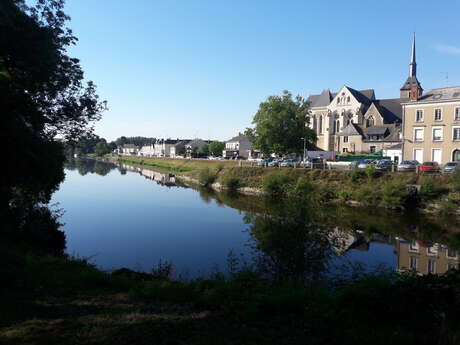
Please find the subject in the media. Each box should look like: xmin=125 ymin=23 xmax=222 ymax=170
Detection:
xmin=427 ymin=245 xmax=438 ymax=255
xmin=434 ymin=108 xmax=442 ymax=121
xmin=343 ymin=148 xmax=348 ymax=153
xmin=370 ymin=146 xmax=376 ymax=153
xmin=414 ymin=149 xmax=423 ymax=162
xmin=432 ymin=127 xmax=443 ymax=141
xmin=416 ymin=110 xmax=424 ymax=122
xmin=347 ymin=96 xmax=350 ymax=103
xmin=409 ymin=240 xmax=419 ymax=252
xmin=448 ymin=263 xmax=458 ymax=270
xmin=343 ymin=136 xmax=348 ymax=143
xmin=428 ymin=260 xmax=436 ymax=274
xmin=432 ymin=149 xmax=442 ymax=164
xmin=337 ymin=98 xmax=340 ymax=104
xmin=447 ymin=248 xmax=457 ymax=258
xmin=319 ymin=115 xmax=323 ymax=134
xmin=453 ymin=127 xmax=460 ymax=141
xmin=313 ymin=116 xmax=317 ymax=132
xmin=410 ymin=256 xmax=418 ymax=270
xmin=335 ymin=120 xmax=340 ymax=134
xmin=366 ymin=116 xmax=374 ymax=127
xmin=414 ymin=128 xmax=424 ymax=141
xmin=456 ymin=108 xmax=460 ymax=121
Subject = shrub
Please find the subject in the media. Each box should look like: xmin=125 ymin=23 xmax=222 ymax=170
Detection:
xmin=315 ymin=185 xmax=337 ymax=203
xmin=198 ymin=168 xmax=217 ymax=187
xmin=354 ymin=185 xmax=380 ymax=207
xmin=380 ymin=181 xmax=410 ymax=210
xmin=262 ymin=172 xmax=293 ymax=197
xmin=365 ymin=164 xmax=377 ymax=181
xmin=452 ymin=170 xmax=460 ymax=191
xmin=419 ymin=181 xmax=445 ymax=202
xmin=223 ymin=176 xmax=240 ymax=191
xmin=347 ymin=167 xmax=363 ymax=184
xmin=290 ymin=177 xmax=315 ymax=199
xmin=338 ymin=189 xmax=353 ymax=202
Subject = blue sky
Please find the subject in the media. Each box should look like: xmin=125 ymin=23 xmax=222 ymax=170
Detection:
xmin=64 ymin=0 xmax=460 ymax=141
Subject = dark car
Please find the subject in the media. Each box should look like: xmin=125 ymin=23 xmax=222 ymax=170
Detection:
xmin=420 ymin=161 xmax=440 ymax=173
xmin=375 ymin=160 xmax=393 ymax=171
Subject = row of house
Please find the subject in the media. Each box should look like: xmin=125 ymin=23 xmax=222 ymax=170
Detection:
xmin=308 ymin=35 xmax=460 ymax=165
xmin=117 ymin=134 xmax=256 ymax=159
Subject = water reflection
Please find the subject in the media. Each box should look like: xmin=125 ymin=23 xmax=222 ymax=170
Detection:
xmin=61 ymin=158 xmax=460 ymax=277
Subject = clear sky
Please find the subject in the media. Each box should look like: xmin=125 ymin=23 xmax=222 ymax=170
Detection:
xmin=64 ymin=0 xmax=460 ymax=141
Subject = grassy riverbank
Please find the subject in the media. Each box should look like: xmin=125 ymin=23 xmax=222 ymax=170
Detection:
xmin=2 ymin=242 xmax=460 ymax=345
xmin=114 ymin=156 xmax=460 ymax=214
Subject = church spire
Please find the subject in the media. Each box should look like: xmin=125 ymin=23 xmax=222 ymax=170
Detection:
xmin=409 ymin=33 xmax=416 ymax=77
xmin=400 ymin=33 xmax=422 ymax=100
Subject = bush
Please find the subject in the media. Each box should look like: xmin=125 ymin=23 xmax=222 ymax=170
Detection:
xmin=365 ymin=164 xmax=377 ymax=181
xmin=223 ymin=176 xmax=240 ymax=191
xmin=338 ymin=189 xmax=353 ymax=202
xmin=347 ymin=167 xmax=363 ymax=184
xmin=315 ymin=185 xmax=337 ymax=203
xmin=290 ymin=177 xmax=315 ymax=199
xmin=354 ymin=185 xmax=380 ymax=207
xmin=198 ymin=168 xmax=217 ymax=187
xmin=452 ymin=170 xmax=460 ymax=191
xmin=419 ymin=180 xmax=445 ymax=202
xmin=380 ymin=181 xmax=411 ymax=210
xmin=262 ymin=172 xmax=293 ymax=197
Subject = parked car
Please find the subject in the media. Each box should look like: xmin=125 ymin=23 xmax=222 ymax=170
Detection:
xmin=268 ymin=159 xmax=280 ymax=167
xmin=420 ymin=161 xmax=440 ymax=173
xmin=443 ymin=161 xmax=460 ymax=174
xmin=357 ymin=159 xmax=375 ymax=169
xmin=375 ymin=160 xmax=393 ymax=171
xmin=280 ymin=159 xmax=296 ymax=167
xmin=257 ymin=159 xmax=271 ymax=167
xmin=301 ymin=158 xmax=325 ymax=169
xmin=397 ymin=160 xmax=419 ymax=172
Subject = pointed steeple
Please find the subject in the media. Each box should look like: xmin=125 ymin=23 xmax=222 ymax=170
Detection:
xmin=409 ymin=33 xmax=416 ymax=77
xmin=400 ymin=33 xmax=422 ymax=100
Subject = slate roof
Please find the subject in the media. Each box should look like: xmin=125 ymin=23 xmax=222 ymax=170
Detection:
xmin=372 ymin=98 xmax=406 ymax=122
xmin=346 ymin=87 xmax=375 ymax=105
xmin=400 ymin=76 xmax=422 ymax=91
xmin=366 ymin=126 xmax=389 ymax=135
xmin=227 ymin=133 xmax=249 ymax=143
xmin=416 ymin=86 xmax=460 ymax=102
xmin=338 ymin=123 xmax=363 ymax=136
xmin=307 ymin=87 xmax=375 ymax=108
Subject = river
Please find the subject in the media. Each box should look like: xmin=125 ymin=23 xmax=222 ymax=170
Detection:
xmin=51 ymin=158 xmax=460 ymax=279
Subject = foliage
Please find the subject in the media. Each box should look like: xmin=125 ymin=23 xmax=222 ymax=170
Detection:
xmin=208 ymin=141 xmax=225 ymax=156
xmin=245 ymin=90 xmax=316 ymax=155
xmin=290 ymin=177 xmax=314 ymax=199
xmin=380 ymin=181 xmax=411 ymax=210
xmin=419 ymin=180 xmax=446 ymax=202
xmin=347 ymin=167 xmax=364 ymax=184
xmin=1 ymin=0 xmax=104 ymax=239
xmin=198 ymin=168 xmax=217 ymax=187
xmin=223 ymin=176 xmax=240 ymax=191
xmin=94 ymin=141 xmax=112 ymax=156
xmin=364 ymin=164 xmax=377 ymax=181
xmin=262 ymin=172 xmax=293 ymax=197
xmin=114 ymin=136 xmax=155 ymax=147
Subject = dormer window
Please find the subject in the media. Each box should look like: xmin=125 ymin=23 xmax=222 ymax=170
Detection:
xmin=347 ymin=96 xmax=350 ymax=103
xmin=337 ymin=98 xmax=340 ymax=104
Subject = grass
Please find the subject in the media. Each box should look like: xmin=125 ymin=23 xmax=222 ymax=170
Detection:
xmin=3 ymin=245 xmax=460 ymax=344
xmin=114 ymin=156 xmax=460 ymax=214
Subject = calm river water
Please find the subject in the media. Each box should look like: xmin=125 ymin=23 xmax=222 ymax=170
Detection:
xmin=52 ymin=158 xmax=460 ymax=279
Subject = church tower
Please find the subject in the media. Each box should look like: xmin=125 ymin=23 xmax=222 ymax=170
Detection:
xmin=400 ymin=33 xmax=423 ymax=101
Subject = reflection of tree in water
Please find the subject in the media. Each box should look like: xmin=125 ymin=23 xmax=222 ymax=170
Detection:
xmin=243 ymin=205 xmax=353 ymax=285
xmin=65 ymin=158 xmax=116 ymax=176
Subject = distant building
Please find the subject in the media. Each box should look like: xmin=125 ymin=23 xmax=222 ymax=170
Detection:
xmin=119 ymin=144 xmax=139 ymax=155
xmin=154 ymin=139 xmax=182 ymax=157
xmin=185 ymin=139 xmax=211 ymax=157
xmin=138 ymin=143 xmax=155 ymax=157
xmin=223 ymin=133 xmax=253 ymax=158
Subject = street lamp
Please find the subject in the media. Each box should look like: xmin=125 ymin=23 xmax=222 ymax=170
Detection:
xmin=300 ymin=137 xmax=307 ymax=164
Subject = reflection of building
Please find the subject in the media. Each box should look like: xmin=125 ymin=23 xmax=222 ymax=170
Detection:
xmin=395 ymin=239 xmax=459 ymax=275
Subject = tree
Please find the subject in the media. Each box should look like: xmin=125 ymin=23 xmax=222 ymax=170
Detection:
xmin=245 ymin=90 xmax=316 ymax=156
xmin=94 ymin=141 xmax=111 ymax=156
xmin=208 ymin=141 xmax=225 ymax=156
xmin=1 ymin=0 xmax=105 ymax=252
